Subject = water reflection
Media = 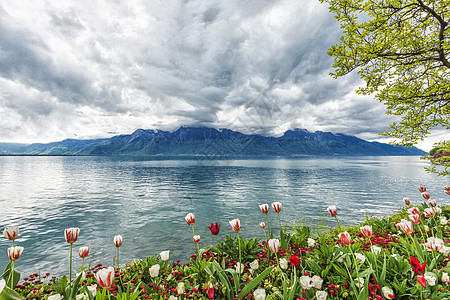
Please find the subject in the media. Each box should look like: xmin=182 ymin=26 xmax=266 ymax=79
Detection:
xmin=0 ymin=156 xmax=447 ymax=277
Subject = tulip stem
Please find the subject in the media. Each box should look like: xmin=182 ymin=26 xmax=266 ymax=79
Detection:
xmin=10 ymin=260 xmax=14 ymax=289
xmin=117 ymin=247 xmax=120 ymax=268
xmin=69 ymin=243 xmax=73 ymax=283
xmin=237 ymin=232 xmax=242 ymax=287
xmin=265 ymin=214 xmax=271 ymax=238
xmin=191 ymin=225 xmax=199 ymax=252
xmin=81 ymin=258 xmax=85 ymax=272
xmin=334 ymin=216 xmax=342 ymax=230
xmin=263 ymin=227 xmax=269 ymax=261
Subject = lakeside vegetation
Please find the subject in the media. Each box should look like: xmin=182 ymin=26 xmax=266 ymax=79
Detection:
xmin=1 ymin=185 xmax=450 ymax=299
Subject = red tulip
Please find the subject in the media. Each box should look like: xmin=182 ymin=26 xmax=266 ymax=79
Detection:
xmin=7 ymin=246 xmax=24 ymax=261
xmin=229 ymin=219 xmax=241 ymax=233
xmin=185 ymin=213 xmax=195 ymax=226
xmin=289 ymin=256 xmax=300 ymax=268
xmin=327 ymin=205 xmax=337 ymax=217
xmin=64 ymin=228 xmax=80 ymax=244
xmin=113 ymin=235 xmax=123 ymax=248
xmin=418 ymin=186 xmax=426 ymax=193
xmin=193 ymin=235 xmax=200 ymax=243
xmin=207 ymin=223 xmax=220 ymax=235
xmin=78 ymin=246 xmax=90 ymax=259
xmin=259 ymin=204 xmax=269 ymax=214
xmin=339 ymin=231 xmax=351 ymax=246
xmin=410 ymin=256 xmax=426 ymax=276
xmin=444 ymin=185 xmax=450 ymax=192
xmin=422 ymin=192 xmax=430 ymax=200
xmin=271 ymin=202 xmax=282 ymax=213
xmin=95 ymin=267 xmax=115 ymax=289
xmin=417 ymin=276 xmax=426 ymax=288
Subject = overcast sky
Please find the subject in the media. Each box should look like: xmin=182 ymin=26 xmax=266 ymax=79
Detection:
xmin=0 ymin=0 xmax=447 ymax=151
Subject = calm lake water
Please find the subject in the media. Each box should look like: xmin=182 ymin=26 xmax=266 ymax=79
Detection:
xmin=0 ymin=155 xmax=448 ymax=278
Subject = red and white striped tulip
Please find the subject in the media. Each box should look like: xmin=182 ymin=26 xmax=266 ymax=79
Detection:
xmin=259 ymin=222 xmax=266 ymax=229
xmin=424 ymin=207 xmax=436 ymax=217
xmin=409 ymin=213 xmax=421 ymax=224
xmin=428 ymin=198 xmax=437 ymax=207
xmin=113 ymin=235 xmax=123 ymax=248
xmin=64 ymin=228 xmax=80 ymax=244
xmin=398 ymin=220 xmax=413 ymax=234
xmin=259 ymin=204 xmax=269 ymax=214
xmin=78 ymin=246 xmax=90 ymax=259
xmin=422 ymin=192 xmax=430 ymax=200
xmin=339 ymin=231 xmax=351 ymax=246
xmin=229 ymin=219 xmax=241 ymax=233
xmin=193 ymin=235 xmax=200 ymax=243
xmin=403 ymin=197 xmax=410 ymax=206
xmin=95 ymin=267 xmax=115 ymax=289
xmin=445 ymin=185 xmax=450 ymax=195
xmin=418 ymin=186 xmax=427 ymax=193
xmin=268 ymin=239 xmax=280 ymax=253
xmin=185 ymin=213 xmax=195 ymax=226
xmin=425 ymin=237 xmax=444 ymax=251
xmin=407 ymin=207 xmax=420 ymax=215
xmin=7 ymin=246 xmax=23 ymax=261
xmin=271 ymin=202 xmax=282 ymax=213
xmin=327 ymin=205 xmax=337 ymax=217
xmin=360 ymin=225 xmax=373 ymax=238
xmin=3 ymin=226 xmax=19 ymax=241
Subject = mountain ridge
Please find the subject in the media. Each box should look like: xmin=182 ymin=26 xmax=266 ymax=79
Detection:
xmin=0 ymin=126 xmax=427 ymax=156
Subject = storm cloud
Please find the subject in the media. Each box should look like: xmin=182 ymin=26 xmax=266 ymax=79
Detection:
xmin=0 ymin=0 xmax=442 ymax=150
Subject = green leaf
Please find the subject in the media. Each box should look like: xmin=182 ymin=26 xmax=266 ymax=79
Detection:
xmin=0 ymin=285 xmax=23 ymax=300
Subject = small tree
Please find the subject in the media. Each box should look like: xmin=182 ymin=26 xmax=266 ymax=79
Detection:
xmin=319 ymin=0 xmax=450 ymax=175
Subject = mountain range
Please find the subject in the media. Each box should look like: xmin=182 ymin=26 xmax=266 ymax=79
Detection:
xmin=0 ymin=126 xmax=426 ymax=156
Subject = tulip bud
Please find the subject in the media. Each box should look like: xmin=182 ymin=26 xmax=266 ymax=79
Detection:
xmin=422 ymin=192 xmax=430 ymax=200
xmin=271 ymin=202 xmax=282 ymax=213
xmin=177 ymin=282 xmax=185 ymax=294
xmin=339 ymin=231 xmax=351 ymax=246
xmin=3 ymin=226 xmax=19 ymax=241
xmin=78 ymin=246 xmax=90 ymax=259
xmin=279 ymin=258 xmax=288 ymax=269
xmin=398 ymin=219 xmax=413 ymax=234
xmin=417 ymin=276 xmax=426 ymax=288
xmin=229 ymin=219 xmax=241 ymax=233
xmin=268 ymin=239 xmax=280 ymax=253
xmin=113 ymin=235 xmax=123 ymax=248
xmin=7 ymin=246 xmax=24 ymax=261
xmin=403 ymin=197 xmax=410 ymax=205
xmin=327 ymin=205 xmax=337 ymax=217
xmin=259 ymin=222 xmax=266 ymax=229
xmin=409 ymin=213 xmax=420 ymax=224
xmin=259 ymin=204 xmax=269 ymax=214
xmin=424 ymin=207 xmax=435 ymax=217
xmin=407 ymin=207 xmax=420 ymax=215
xmin=193 ymin=235 xmax=200 ymax=243
xmin=64 ymin=228 xmax=80 ymax=244
xmin=418 ymin=186 xmax=426 ymax=193
xmin=307 ymin=238 xmax=315 ymax=247
xmin=207 ymin=223 xmax=220 ymax=235
xmin=160 ymin=250 xmax=170 ymax=261
xmin=444 ymin=185 xmax=450 ymax=192
xmin=149 ymin=264 xmax=160 ymax=278
xmin=254 ymin=289 xmax=266 ymax=300
xmin=95 ymin=267 xmax=115 ymax=288
xmin=382 ymin=287 xmax=394 ymax=299
xmin=185 ymin=213 xmax=195 ymax=226
xmin=360 ymin=225 xmax=373 ymax=238
xmin=207 ymin=283 xmax=214 ymax=299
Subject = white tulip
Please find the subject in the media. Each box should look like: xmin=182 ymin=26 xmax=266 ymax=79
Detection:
xmin=371 ymin=246 xmax=382 ymax=254
xmin=250 ymin=259 xmax=259 ymax=271
xmin=48 ymin=295 xmax=63 ymax=300
xmin=300 ymin=276 xmax=314 ymax=290
xmin=149 ymin=264 xmax=160 ymax=278
xmin=160 ymin=250 xmax=170 ymax=261
xmin=235 ymin=262 xmax=245 ymax=274
xmin=254 ymin=288 xmax=266 ymax=300
xmin=355 ymin=253 xmax=366 ymax=264
xmin=279 ymin=258 xmax=288 ymax=270
xmin=312 ymin=275 xmax=323 ymax=289
xmin=315 ymin=290 xmax=328 ymax=300
xmin=442 ymin=272 xmax=450 ymax=283
xmin=425 ymin=274 xmax=437 ymax=286
xmin=177 ymin=282 xmax=185 ymax=294
xmin=381 ymin=286 xmax=394 ymax=299
xmin=307 ymin=238 xmax=315 ymax=247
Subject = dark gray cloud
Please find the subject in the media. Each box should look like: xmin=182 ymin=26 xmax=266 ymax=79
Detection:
xmin=0 ymin=0 xmax=445 ymax=150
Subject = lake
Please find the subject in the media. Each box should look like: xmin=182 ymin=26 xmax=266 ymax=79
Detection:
xmin=0 ymin=155 xmax=448 ymax=278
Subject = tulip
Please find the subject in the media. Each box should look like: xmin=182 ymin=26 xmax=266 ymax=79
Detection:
xmin=360 ymin=225 xmax=372 ymax=238
xmin=95 ymin=267 xmax=115 ymax=289
xmin=444 ymin=185 xmax=450 ymax=195
xmin=307 ymin=238 xmax=315 ymax=247
xmin=428 ymin=198 xmax=437 ymax=207
xmin=425 ymin=237 xmax=444 ymax=251
xmin=259 ymin=222 xmax=266 ymax=229
xmin=417 ymin=276 xmax=426 ymax=288
xmin=424 ymin=207 xmax=435 ymax=217
xmin=250 ymin=259 xmax=259 ymax=270
xmin=149 ymin=264 xmax=160 ymax=278
xmin=235 ymin=262 xmax=244 ymax=274
xmin=289 ymin=255 xmax=300 ymax=268
xmin=441 ymin=216 xmax=448 ymax=225
xmin=113 ymin=235 xmax=122 ymax=268
xmin=193 ymin=235 xmax=200 ymax=243
xmin=397 ymin=220 xmax=413 ymax=234
xmin=207 ymin=282 xmax=214 ymax=299
xmin=300 ymin=276 xmax=314 ymax=290
xmin=422 ymin=192 xmax=430 ymax=200
xmin=279 ymin=258 xmax=288 ymax=269
xmin=425 ymin=274 xmax=437 ymax=286
xmin=7 ymin=246 xmax=23 ymax=261
xmin=381 ymin=287 xmax=394 ymax=299
xmin=0 ymin=279 xmax=5 ymax=295
xmin=268 ymin=238 xmax=280 ymax=253
xmin=409 ymin=213 xmax=420 ymax=224
xmin=271 ymin=202 xmax=282 ymax=213
xmin=442 ymin=272 xmax=450 ymax=283
xmin=371 ymin=245 xmax=382 ymax=254
xmin=177 ymin=282 xmax=185 ymax=294
xmin=3 ymin=226 xmax=19 ymax=244
xmin=185 ymin=213 xmax=195 ymax=226
xmin=48 ymin=295 xmax=63 ymax=300
xmin=160 ymin=250 xmax=170 ymax=261
xmin=254 ymin=289 xmax=266 ymax=300
xmin=315 ymin=291 xmax=328 ymax=300
xmin=207 ymin=222 xmax=220 ymax=235
xmin=339 ymin=231 xmax=351 ymax=246
xmin=403 ymin=197 xmax=410 ymax=205
xmin=327 ymin=205 xmax=337 ymax=217
xmin=312 ymin=275 xmax=323 ymax=289
xmin=259 ymin=204 xmax=269 ymax=214
xmin=65 ymin=227 xmax=79 ymax=282
xmin=355 ymin=253 xmax=366 ymax=264
xmin=418 ymin=186 xmax=426 ymax=193
xmin=410 ymin=256 xmax=426 ymax=275
xmin=78 ymin=246 xmax=90 ymax=271
xmin=229 ymin=219 xmax=241 ymax=233
xmin=407 ymin=207 xmax=420 ymax=215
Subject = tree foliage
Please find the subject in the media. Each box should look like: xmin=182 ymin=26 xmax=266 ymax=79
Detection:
xmin=319 ymin=0 xmax=450 ymax=175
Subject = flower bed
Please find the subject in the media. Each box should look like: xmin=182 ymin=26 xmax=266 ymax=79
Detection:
xmin=1 ymin=185 xmax=450 ymax=299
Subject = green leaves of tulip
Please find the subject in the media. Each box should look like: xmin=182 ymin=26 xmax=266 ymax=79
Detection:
xmin=0 ymin=262 xmax=20 ymax=291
